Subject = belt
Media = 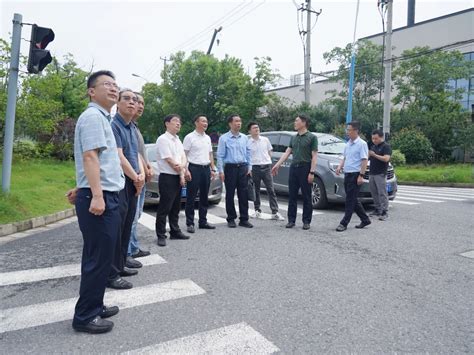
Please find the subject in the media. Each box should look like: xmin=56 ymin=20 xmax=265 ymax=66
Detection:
xmin=252 ymin=164 xmax=271 ymax=168
xmin=225 ymin=162 xmax=248 ymax=168
xmin=291 ymin=162 xmax=310 ymax=168
xmin=345 ymin=172 xmax=360 ymax=175
xmin=189 ymin=162 xmax=210 ymax=168
xmin=79 ymin=188 xmax=120 ymax=196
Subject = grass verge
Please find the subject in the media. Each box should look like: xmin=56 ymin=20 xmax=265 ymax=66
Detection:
xmin=395 ymin=164 xmax=474 ymax=184
xmin=0 ymin=159 xmax=75 ymax=224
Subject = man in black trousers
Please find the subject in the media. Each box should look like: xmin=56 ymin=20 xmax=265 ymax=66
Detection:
xmin=183 ymin=114 xmax=217 ymax=233
xmin=107 ymin=89 xmax=145 ymax=289
xmin=155 ymin=114 xmax=190 ymax=247
xmin=70 ymin=70 xmax=124 ymax=334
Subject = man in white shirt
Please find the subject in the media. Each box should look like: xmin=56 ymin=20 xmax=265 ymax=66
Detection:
xmin=155 ymin=114 xmax=190 ymax=247
xmin=247 ymin=122 xmax=284 ymax=221
xmin=183 ymin=114 xmax=217 ymax=233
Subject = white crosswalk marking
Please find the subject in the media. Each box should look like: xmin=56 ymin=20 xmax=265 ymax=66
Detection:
xmin=397 ymin=192 xmax=466 ymax=201
xmin=390 ymin=200 xmax=419 ymax=205
xmin=0 ymin=279 xmax=206 ymax=334
xmin=396 ymin=196 xmax=444 ymax=203
xmin=123 ymin=322 xmax=279 ymax=354
xmin=0 ymin=254 xmax=167 ymax=287
xmin=398 ymin=187 xmax=474 ymax=198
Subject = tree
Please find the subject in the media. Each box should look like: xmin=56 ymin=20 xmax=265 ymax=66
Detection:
xmin=159 ymin=51 xmax=277 ymax=135
xmin=139 ymin=82 xmax=165 ymax=143
xmin=392 ymin=47 xmax=472 ymax=160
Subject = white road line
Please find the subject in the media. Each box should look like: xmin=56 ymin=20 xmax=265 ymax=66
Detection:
xmin=0 ymin=254 xmax=167 ymax=287
xmin=0 ymin=279 xmax=205 ymax=334
xmin=396 ymin=192 xmax=466 ymax=201
xmin=398 ymin=188 xmax=474 ymax=198
xmin=395 ymin=196 xmax=444 ymax=203
xmin=390 ymin=200 xmax=419 ymax=205
xmin=139 ymin=211 xmax=227 ymax=232
xmin=460 ymin=250 xmax=474 ymax=259
xmin=398 ymin=186 xmax=474 ymax=193
xmin=123 ymin=322 xmax=279 ymax=354
xmin=138 ymin=212 xmax=157 ymax=230
xmin=258 ymin=200 xmax=324 ymax=216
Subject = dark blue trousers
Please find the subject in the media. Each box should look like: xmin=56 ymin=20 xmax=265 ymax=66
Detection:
xmin=109 ymin=178 xmax=138 ymax=280
xmin=288 ymin=163 xmax=313 ymax=224
xmin=224 ymin=163 xmax=249 ymax=222
xmin=185 ymin=164 xmax=211 ymax=227
xmin=73 ymin=189 xmax=120 ymax=325
xmin=340 ymin=172 xmax=370 ymax=227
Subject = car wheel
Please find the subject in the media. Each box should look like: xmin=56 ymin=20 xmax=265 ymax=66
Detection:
xmin=209 ymin=196 xmax=221 ymax=205
xmin=312 ymin=177 xmax=328 ymax=209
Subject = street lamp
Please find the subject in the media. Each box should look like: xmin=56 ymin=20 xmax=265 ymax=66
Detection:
xmin=132 ymin=73 xmax=149 ymax=82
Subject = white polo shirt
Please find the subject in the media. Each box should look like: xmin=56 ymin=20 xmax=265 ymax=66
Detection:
xmin=156 ymin=131 xmax=185 ymax=175
xmin=248 ymin=135 xmax=273 ymax=165
xmin=183 ymin=130 xmax=212 ymax=165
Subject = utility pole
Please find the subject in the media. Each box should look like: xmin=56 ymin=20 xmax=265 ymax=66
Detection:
xmin=160 ymin=56 xmax=169 ymax=83
xmin=382 ymin=0 xmax=393 ymax=141
xmin=2 ymin=13 xmax=22 ymax=193
xmin=207 ymin=26 xmax=222 ymax=55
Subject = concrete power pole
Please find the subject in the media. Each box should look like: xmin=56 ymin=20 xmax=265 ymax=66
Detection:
xmin=2 ymin=13 xmax=22 ymax=193
xmin=382 ymin=0 xmax=393 ymax=140
xmin=304 ymin=0 xmax=312 ymax=104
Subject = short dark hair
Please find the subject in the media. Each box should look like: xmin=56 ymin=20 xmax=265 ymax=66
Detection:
xmin=372 ymin=129 xmax=383 ymax=137
xmin=118 ymin=88 xmax=135 ymax=101
xmin=164 ymin=114 xmax=181 ymax=125
xmin=247 ymin=121 xmax=259 ymax=131
xmin=348 ymin=121 xmax=360 ymax=131
xmin=87 ymin=70 xmax=115 ymax=89
xmin=193 ymin=114 xmax=207 ymax=122
xmin=227 ymin=114 xmax=240 ymax=123
xmin=296 ymin=114 xmax=310 ymax=128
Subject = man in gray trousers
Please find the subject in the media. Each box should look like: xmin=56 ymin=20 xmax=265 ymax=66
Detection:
xmin=368 ymin=129 xmax=392 ymax=221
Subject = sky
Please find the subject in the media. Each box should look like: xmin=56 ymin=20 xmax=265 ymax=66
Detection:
xmin=1 ymin=0 xmax=472 ymax=91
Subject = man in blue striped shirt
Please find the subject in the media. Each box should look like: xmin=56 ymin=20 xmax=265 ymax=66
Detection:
xmin=216 ymin=114 xmax=253 ymax=228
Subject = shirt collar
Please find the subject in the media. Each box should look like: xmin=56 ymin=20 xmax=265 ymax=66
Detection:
xmin=88 ymin=102 xmax=111 ymax=121
xmin=349 ymin=136 xmax=361 ymax=145
xmin=194 ymin=130 xmax=206 ymax=136
xmin=165 ymin=131 xmax=177 ymax=140
xmin=250 ymin=136 xmax=260 ymax=142
xmin=114 ymin=113 xmax=131 ymax=128
xmin=229 ymin=130 xmax=241 ymax=138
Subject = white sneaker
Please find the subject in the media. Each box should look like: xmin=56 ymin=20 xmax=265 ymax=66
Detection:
xmin=250 ymin=210 xmax=262 ymax=219
xmin=271 ymin=212 xmax=285 ymax=221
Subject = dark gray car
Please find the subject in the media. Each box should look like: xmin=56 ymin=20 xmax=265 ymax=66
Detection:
xmin=144 ymin=143 xmax=223 ymax=205
xmin=261 ymin=131 xmax=397 ymax=209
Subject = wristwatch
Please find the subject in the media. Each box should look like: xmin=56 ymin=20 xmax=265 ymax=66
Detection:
xmin=310 ymin=171 xmax=316 ymax=175
xmin=359 ymin=173 xmax=365 ymax=177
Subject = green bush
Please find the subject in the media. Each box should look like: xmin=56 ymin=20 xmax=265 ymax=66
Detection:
xmin=390 ymin=149 xmax=406 ymax=166
xmin=13 ymin=139 xmax=41 ymax=161
xmin=392 ymin=128 xmax=433 ymax=164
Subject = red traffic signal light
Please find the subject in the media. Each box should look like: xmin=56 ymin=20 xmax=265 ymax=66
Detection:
xmin=27 ymin=24 xmax=55 ymax=74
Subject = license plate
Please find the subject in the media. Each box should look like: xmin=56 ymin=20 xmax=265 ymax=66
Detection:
xmin=386 ymin=183 xmax=392 ymax=193
xmin=181 ymin=186 xmax=187 ymax=197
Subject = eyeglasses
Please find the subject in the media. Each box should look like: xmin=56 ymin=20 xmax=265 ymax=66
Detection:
xmin=94 ymin=81 xmax=119 ymax=90
xmin=121 ymin=95 xmax=138 ymax=103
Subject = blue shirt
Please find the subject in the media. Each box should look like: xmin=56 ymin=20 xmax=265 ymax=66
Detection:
xmin=343 ymin=136 xmax=369 ymax=173
xmin=216 ymin=131 xmax=251 ymax=173
xmin=111 ymin=113 xmax=140 ymax=174
xmin=74 ymin=102 xmax=125 ymax=192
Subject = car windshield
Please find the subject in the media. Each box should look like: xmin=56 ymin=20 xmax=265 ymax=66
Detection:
xmin=146 ymin=146 xmax=157 ymax=162
xmin=318 ymin=135 xmax=345 ymax=154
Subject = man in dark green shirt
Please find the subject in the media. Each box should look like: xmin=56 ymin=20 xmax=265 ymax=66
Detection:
xmin=272 ymin=115 xmax=318 ymax=230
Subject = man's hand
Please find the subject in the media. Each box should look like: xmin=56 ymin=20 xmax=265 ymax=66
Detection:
xmin=219 ymin=172 xmax=225 ymax=182
xmin=210 ymin=170 xmax=216 ymax=180
xmin=185 ymin=170 xmax=192 ymax=181
xmin=369 ymin=150 xmax=376 ymax=157
xmin=66 ymin=188 xmax=78 ymax=205
xmin=308 ymin=173 xmax=314 ymax=184
xmin=173 ymin=163 xmax=182 ymax=174
xmin=134 ymin=173 xmax=145 ymax=188
xmin=89 ymin=195 xmax=105 ymax=215
xmin=180 ymin=175 xmax=186 ymax=187
xmin=247 ymin=170 xmax=252 ymax=176
xmin=271 ymin=165 xmax=279 ymax=176
xmin=357 ymin=175 xmax=364 ymax=185
xmin=145 ymin=163 xmax=153 ymax=182
xmin=335 ymin=166 xmax=342 ymax=176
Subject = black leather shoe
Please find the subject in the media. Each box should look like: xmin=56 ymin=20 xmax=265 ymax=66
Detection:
xmin=303 ymin=223 xmax=310 ymax=230
xmin=238 ymin=221 xmax=253 ymax=228
xmin=227 ymin=220 xmax=237 ymax=228
xmin=125 ymin=256 xmax=142 ymax=269
xmin=355 ymin=220 xmax=371 ymax=229
xmin=120 ymin=267 xmax=138 ymax=277
xmin=100 ymin=305 xmax=119 ymax=319
xmin=336 ymin=224 xmax=347 ymax=232
xmin=73 ymin=316 xmax=113 ymax=334
xmin=157 ymin=237 xmax=167 ymax=247
xmin=132 ymin=249 xmax=150 ymax=258
xmin=199 ymin=223 xmax=216 ymax=230
xmin=170 ymin=232 xmax=190 ymax=240
xmin=285 ymin=222 xmax=295 ymax=228
xmin=187 ymin=225 xmax=195 ymax=233
xmin=107 ymin=277 xmax=133 ymax=290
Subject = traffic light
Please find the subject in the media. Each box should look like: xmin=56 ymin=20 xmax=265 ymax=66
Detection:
xmin=27 ymin=24 xmax=55 ymax=74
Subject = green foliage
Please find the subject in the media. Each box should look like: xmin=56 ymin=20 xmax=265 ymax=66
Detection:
xmin=391 ymin=128 xmax=433 ymax=164
xmin=139 ymin=82 xmax=165 ymax=142
xmin=390 ymin=149 xmax=406 ymax=167
xmin=12 ymin=138 xmax=42 ymax=161
xmin=395 ymin=164 xmax=474 ymax=184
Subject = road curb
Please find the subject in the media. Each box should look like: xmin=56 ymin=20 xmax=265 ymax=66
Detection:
xmin=0 ymin=208 xmax=76 ymax=238
xmin=399 ymin=182 xmax=474 ymax=188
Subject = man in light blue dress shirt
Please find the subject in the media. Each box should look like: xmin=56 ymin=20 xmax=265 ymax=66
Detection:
xmin=216 ymin=114 xmax=253 ymax=228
